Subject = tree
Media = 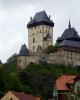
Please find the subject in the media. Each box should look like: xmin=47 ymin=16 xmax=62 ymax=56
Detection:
xmin=46 ymin=43 xmax=59 ymax=54
xmin=7 ymin=72 xmax=22 ymax=91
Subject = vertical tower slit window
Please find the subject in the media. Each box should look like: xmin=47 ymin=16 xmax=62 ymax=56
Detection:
xmin=33 ymin=37 xmax=35 ymax=43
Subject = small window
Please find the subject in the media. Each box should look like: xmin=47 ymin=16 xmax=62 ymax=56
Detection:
xmin=67 ymin=56 xmax=69 ymax=59
xmin=46 ymin=30 xmax=47 ymax=33
xmin=19 ymin=59 xmax=21 ymax=63
xmin=67 ymin=52 xmax=68 ymax=55
xmin=10 ymin=98 xmax=13 ymax=100
xmin=33 ymin=46 xmax=35 ymax=50
xmin=40 ymin=30 xmax=41 ymax=33
xmin=71 ymin=57 xmax=72 ymax=59
xmin=33 ymin=38 xmax=35 ymax=43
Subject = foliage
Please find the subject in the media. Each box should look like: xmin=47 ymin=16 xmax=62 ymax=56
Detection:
xmin=46 ymin=43 xmax=59 ymax=54
xmin=3 ymin=59 xmax=17 ymax=72
xmin=0 ymin=61 xmax=80 ymax=99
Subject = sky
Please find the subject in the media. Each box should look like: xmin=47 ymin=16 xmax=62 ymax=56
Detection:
xmin=0 ymin=0 xmax=80 ymax=62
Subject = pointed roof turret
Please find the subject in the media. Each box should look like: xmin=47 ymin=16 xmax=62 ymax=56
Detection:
xmin=69 ymin=19 xmax=71 ymax=29
xmin=57 ymin=21 xmax=80 ymax=43
xmin=19 ymin=44 xmax=30 ymax=56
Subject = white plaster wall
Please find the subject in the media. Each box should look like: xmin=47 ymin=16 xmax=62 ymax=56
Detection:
xmin=28 ymin=25 xmax=53 ymax=51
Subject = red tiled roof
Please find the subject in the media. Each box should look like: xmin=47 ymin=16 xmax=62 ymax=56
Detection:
xmin=56 ymin=75 xmax=77 ymax=91
xmin=35 ymin=96 xmax=41 ymax=100
xmin=11 ymin=91 xmax=36 ymax=100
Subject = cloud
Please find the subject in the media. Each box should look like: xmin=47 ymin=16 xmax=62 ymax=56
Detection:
xmin=0 ymin=0 xmax=80 ymax=62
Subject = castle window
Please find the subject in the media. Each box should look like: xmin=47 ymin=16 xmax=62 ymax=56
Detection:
xmin=67 ymin=52 xmax=68 ymax=55
xmin=10 ymin=98 xmax=13 ymax=100
xmin=33 ymin=38 xmax=35 ymax=43
xmin=19 ymin=59 xmax=21 ymax=63
xmin=67 ymin=56 xmax=69 ymax=59
xmin=71 ymin=57 xmax=72 ymax=60
xmin=40 ymin=30 xmax=41 ymax=33
xmin=48 ymin=30 xmax=49 ymax=33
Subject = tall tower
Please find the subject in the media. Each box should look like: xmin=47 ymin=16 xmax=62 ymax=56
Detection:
xmin=27 ymin=11 xmax=54 ymax=52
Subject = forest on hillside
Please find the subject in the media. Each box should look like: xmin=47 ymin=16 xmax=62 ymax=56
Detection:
xmin=0 ymin=60 xmax=80 ymax=100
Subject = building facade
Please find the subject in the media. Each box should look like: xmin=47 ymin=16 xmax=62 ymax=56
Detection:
xmin=53 ymin=75 xmax=80 ymax=100
xmin=56 ymin=20 xmax=80 ymax=66
xmin=1 ymin=91 xmax=36 ymax=100
xmin=27 ymin=11 xmax=54 ymax=52
xmin=17 ymin=12 xmax=80 ymax=70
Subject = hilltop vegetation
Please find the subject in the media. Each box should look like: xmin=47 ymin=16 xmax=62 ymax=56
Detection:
xmin=0 ymin=61 xmax=80 ymax=99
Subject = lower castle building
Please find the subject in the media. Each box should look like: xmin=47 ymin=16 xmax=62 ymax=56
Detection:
xmin=17 ymin=11 xmax=80 ymax=70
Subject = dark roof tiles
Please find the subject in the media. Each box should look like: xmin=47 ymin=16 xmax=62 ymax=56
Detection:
xmin=57 ymin=28 xmax=80 ymax=41
xmin=27 ymin=11 xmax=54 ymax=27
xmin=57 ymin=21 xmax=80 ymax=42
xmin=11 ymin=91 xmax=36 ymax=100
xmin=32 ymin=11 xmax=53 ymax=23
xmin=19 ymin=44 xmax=30 ymax=56
xmin=59 ymin=40 xmax=80 ymax=48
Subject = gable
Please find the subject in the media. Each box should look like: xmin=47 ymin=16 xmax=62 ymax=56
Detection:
xmin=1 ymin=91 xmax=19 ymax=100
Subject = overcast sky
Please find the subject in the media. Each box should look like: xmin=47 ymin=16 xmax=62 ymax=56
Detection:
xmin=0 ymin=0 xmax=80 ymax=62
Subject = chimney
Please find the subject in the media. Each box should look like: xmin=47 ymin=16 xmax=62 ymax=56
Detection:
xmin=30 ymin=17 xmax=32 ymax=21
xmin=49 ymin=15 xmax=50 ymax=19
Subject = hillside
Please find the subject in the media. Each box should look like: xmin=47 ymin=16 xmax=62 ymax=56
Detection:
xmin=0 ymin=61 xmax=80 ymax=99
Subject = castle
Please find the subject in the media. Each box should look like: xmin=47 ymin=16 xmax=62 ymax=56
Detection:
xmin=17 ymin=11 xmax=80 ymax=70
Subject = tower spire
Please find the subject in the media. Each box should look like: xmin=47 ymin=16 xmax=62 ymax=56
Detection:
xmin=69 ymin=19 xmax=71 ymax=29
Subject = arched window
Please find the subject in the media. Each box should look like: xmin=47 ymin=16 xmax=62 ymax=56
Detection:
xmin=33 ymin=37 xmax=35 ymax=43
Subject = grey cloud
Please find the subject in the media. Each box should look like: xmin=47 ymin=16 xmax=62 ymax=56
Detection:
xmin=0 ymin=0 xmax=80 ymax=62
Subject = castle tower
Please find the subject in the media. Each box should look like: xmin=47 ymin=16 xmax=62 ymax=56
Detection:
xmin=27 ymin=11 xmax=54 ymax=52
xmin=17 ymin=44 xmax=30 ymax=70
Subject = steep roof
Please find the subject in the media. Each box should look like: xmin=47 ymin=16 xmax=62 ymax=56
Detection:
xmin=19 ymin=44 xmax=30 ymax=56
xmin=57 ymin=21 xmax=80 ymax=42
xmin=27 ymin=11 xmax=54 ymax=28
xmin=44 ymin=33 xmax=52 ymax=41
xmin=56 ymin=75 xmax=77 ymax=91
xmin=11 ymin=91 xmax=36 ymax=100
xmin=59 ymin=40 xmax=80 ymax=48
